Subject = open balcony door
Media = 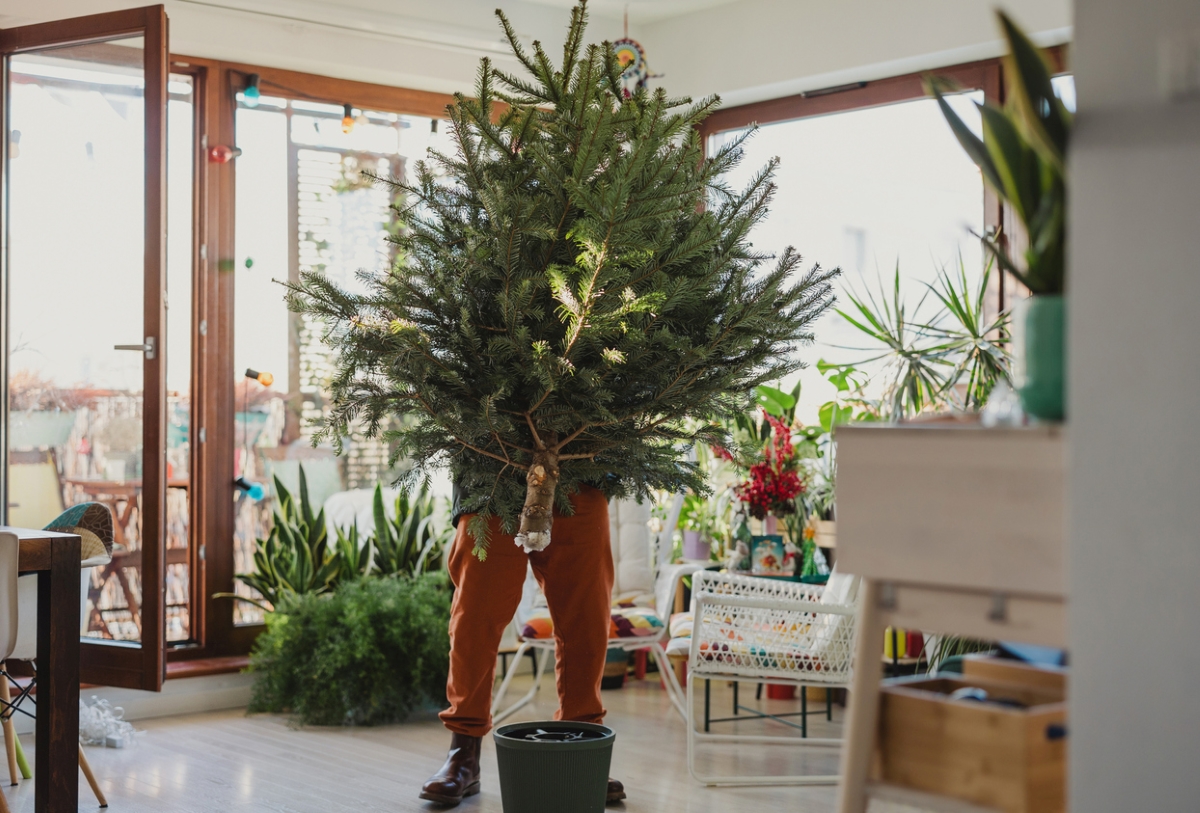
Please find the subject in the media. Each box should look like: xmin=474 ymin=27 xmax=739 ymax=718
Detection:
xmin=1 ymin=6 xmax=170 ymax=691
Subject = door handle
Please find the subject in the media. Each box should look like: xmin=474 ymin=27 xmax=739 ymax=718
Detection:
xmin=114 ymin=337 xmax=156 ymax=360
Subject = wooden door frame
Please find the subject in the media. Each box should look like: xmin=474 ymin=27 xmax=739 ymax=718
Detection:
xmin=0 ymin=5 xmax=170 ymax=691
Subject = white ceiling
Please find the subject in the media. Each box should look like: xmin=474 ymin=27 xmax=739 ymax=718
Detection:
xmin=521 ymin=0 xmax=740 ymax=24
xmin=0 ymin=0 xmax=732 ymax=32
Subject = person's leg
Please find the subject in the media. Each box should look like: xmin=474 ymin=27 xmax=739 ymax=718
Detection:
xmin=423 ymin=514 xmax=527 ymax=805
xmin=529 ymin=486 xmax=614 ymax=726
xmin=439 ymin=514 xmax=528 ymax=736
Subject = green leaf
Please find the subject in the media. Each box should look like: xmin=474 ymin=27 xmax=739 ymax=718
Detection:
xmin=754 ymin=384 xmax=793 ymax=416
xmin=925 ymin=77 xmax=1004 ymax=194
xmin=818 ymin=401 xmax=853 ymax=433
xmin=997 ymin=10 xmax=1069 ymax=169
xmin=980 ymin=104 xmax=1041 ymax=223
xmin=298 ymin=465 xmax=314 ymax=527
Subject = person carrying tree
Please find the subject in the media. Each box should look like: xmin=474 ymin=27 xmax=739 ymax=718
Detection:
xmin=287 ymin=1 xmax=837 ymax=805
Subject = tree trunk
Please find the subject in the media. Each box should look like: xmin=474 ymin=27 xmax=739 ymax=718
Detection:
xmin=515 ymin=447 xmax=559 ymax=552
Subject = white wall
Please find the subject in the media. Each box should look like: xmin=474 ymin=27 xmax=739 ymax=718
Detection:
xmin=1070 ymin=0 xmax=1200 ymax=810
xmin=639 ymin=0 xmax=1072 ymax=108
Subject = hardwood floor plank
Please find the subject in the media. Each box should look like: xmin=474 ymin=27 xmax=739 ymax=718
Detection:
xmin=0 ymin=675 xmax=921 ymax=812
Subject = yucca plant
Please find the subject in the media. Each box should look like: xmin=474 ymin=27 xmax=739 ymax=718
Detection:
xmin=838 ymin=265 xmax=956 ymax=420
xmin=839 ymin=260 xmax=1012 ymax=420
xmin=923 ymin=257 xmax=1011 ymax=411
xmin=371 ymin=485 xmax=450 ymax=578
xmin=927 ymin=11 xmax=1070 ymax=294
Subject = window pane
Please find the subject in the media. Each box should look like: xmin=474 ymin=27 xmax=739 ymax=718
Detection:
xmin=232 ymin=98 xmax=453 ymax=622
xmin=709 ymin=93 xmax=985 ymax=420
xmin=6 ymin=39 xmax=149 ymax=643
xmin=166 ymin=74 xmax=195 ymax=643
xmin=1052 ymin=74 xmax=1076 ymax=113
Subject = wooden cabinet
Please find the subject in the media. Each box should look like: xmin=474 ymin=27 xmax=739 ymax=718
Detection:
xmin=833 ymin=424 xmax=1067 ymax=813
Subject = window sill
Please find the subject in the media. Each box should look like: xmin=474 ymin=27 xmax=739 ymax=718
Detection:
xmin=166 ymin=656 xmax=251 ymax=680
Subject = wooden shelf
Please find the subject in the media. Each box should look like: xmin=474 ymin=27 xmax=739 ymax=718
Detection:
xmin=834 ymin=424 xmax=1068 ymax=813
xmin=835 ymin=424 xmax=1065 ymax=600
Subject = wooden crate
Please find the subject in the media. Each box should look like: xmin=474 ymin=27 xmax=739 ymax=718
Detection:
xmin=961 ymin=656 xmax=1066 ymax=693
xmin=878 ymin=676 xmax=1066 ymax=813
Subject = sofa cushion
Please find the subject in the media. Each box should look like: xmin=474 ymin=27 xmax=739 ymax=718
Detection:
xmin=610 ymin=606 xmax=663 ymax=638
xmin=520 ymin=605 xmax=665 ymax=641
xmin=668 ymin=611 xmax=694 ymax=639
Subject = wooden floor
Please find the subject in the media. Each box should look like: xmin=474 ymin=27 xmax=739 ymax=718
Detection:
xmin=3 ymin=674 xmax=918 ymax=812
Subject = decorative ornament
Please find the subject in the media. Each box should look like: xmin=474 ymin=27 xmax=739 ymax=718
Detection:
xmin=611 ymin=10 xmax=662 ymax=98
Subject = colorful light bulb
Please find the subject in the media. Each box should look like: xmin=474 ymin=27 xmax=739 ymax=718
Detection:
xmin=243 ymin=73 xmax=261 ymax=107
xmin=244 ymin=368 xmax=274 ymax=387
xmin=342 ymin=104 xmax=355 ymax=134
xmin=234 ymin=477 xmax=265 ymax=501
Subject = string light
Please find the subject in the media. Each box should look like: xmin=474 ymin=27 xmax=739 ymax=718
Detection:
xmin=342 ymin=104 xmax=355 ymax=134
xmin=243 ymin=73 xmax=261 ymax=107
xmin=244 ymin=368 xmax=274 ymax=387
xmin=234 ymin=476 xmax=265 ymax=501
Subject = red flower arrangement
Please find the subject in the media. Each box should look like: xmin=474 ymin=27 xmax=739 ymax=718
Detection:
xmin=735 ymin=410 xmax=805 ymax=520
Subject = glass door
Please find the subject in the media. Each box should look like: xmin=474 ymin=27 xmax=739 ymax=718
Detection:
xmin=1 ymin=6 xmax=170 ymax=691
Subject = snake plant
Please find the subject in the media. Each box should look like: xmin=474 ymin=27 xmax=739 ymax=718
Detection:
xmin=225 ymin=466 xmax=341 ymax=612
xmin=370 ymin=485 xmax=449 ymax=578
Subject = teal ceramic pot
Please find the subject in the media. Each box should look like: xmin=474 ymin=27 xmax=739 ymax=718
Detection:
xmin=1015 ymin=295 xmax=1066 ymax=420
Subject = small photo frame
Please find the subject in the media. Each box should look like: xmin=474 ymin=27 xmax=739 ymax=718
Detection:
xmin=750 ymin=534 xmax=787 ymax=576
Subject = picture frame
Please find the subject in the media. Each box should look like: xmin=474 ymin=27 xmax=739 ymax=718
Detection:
xmin=749 ymin=534 xmax=788 ymax=576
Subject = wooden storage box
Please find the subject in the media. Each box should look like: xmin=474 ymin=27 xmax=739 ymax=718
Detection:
xmin=878 ymin=674 xmax=1066 ymax=813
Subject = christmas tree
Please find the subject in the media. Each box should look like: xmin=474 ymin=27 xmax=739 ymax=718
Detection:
xmin=286 ymin=1 xmax=838 ymax=556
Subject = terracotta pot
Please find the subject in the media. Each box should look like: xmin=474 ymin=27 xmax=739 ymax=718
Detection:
xmin=813 ymin=519 xmax=836 ymax=549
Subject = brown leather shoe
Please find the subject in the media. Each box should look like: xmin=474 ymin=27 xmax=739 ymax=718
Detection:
xmin=607 ymin=777 xmax=626 ymax=804
xmin=419 ymin=733 xmax=481 ymax=806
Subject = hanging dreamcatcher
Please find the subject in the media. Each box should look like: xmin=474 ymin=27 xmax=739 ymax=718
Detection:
xmin=611 ymin=9 xmax=662 ymax=97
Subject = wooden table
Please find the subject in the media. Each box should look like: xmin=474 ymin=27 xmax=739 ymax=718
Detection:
xmin=832 ymin=424 xmax=1066 ymax=813
xmin=7 ymin=526 xmax=81 ymax=813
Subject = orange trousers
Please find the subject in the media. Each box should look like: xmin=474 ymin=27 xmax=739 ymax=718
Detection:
xmin=439 ymin=486 xmax=614 ymax=738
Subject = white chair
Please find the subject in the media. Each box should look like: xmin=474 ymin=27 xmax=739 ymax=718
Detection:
xmin=491 ymin=496 xmax=702 ymax=723
xmin=0 ymin=532 xmax=21 ymax=813
xmin=685 ymin=569 xmax=861 ymax=786
xmin=0 ymin=534 xmax=111 ymax=807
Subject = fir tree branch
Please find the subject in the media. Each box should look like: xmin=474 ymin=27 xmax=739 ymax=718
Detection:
xmin=524 ymin=412 xmax=547 ymax=450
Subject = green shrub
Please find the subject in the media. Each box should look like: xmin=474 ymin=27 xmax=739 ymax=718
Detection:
xmin=247 ymin=574 xmax=452 ymax=726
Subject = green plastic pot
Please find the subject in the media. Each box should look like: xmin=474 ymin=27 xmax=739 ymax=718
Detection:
xmin=1015 ymin=294 xmax=1066 ymax=421
xmin=494 ymin=721 xmax=614 ymax=813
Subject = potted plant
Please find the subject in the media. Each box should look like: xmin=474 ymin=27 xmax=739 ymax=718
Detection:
xmin=730 ymin=386 xmax=805 ymax=533
xmin=927 ymin=12 xmax=1070 ymax=420
xmin=678 ymin=492 xmax=727 ymax=562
